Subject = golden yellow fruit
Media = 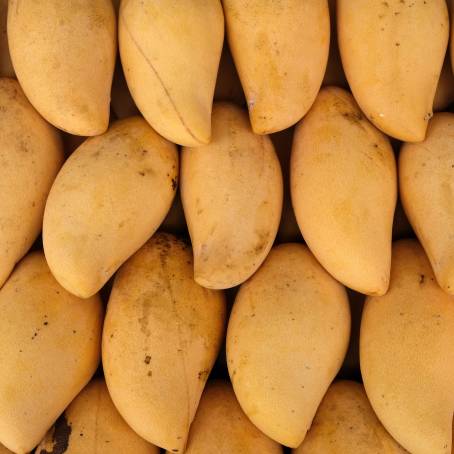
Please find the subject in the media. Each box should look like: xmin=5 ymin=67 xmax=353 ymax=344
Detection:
xmin=338 ymin=0 xmax=448 ymax=141
xmin=223 ymin=0 xmax=329 ymax=134
xmin=294 ymin=381 xmax=407 ymax=453
xmin=0 ymin=78 xmax=63 ymax=288
xmin=43 ymin=117 xmax=178 ymax=298
xmin=103 ymin=233 xmax=226 ymax=453
xmin=361 ymin=240 xmax=454 ymax=454
xmin=180 ymin=381 xmax=282 ymax=454
xmin=227 ymin=243 xmax=350 ymax=447
xmin=181 ymin=102 xmax=282 ymax=289
xmin=119 ymin=0 xmax=224 ymax=146
xmin=8 ymin=0 xmax=116 ymax=136
xmin=400 ymin=113 xmax=454 ymax=294
xmin=37 ymin=379 xmax=159 ymax=454
xmin=0 ymin=252 xmax=102 ymax=454
xmin=291 ymin=87 xmax=396 ymax=295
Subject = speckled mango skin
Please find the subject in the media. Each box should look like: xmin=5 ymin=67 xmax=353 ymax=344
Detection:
xmin=291 ymin=87 xmax=396 ymax=296
xmin=103 ymin=233 xmax=226 ymax=453
xmin=181 ymin=102 xmax=283 ymax=289
xmin=227 ymin=243 xmax=351 ymax=448
xmin=361 ymin=240 xmax=454 ymax=454
xmin=180 ymin=381 xmax=282 ymax=454
xmin=8 ymin=0 xmax=116 ymax=136
xmin=223 ymin=0 xmax=329 ymax=134
xmin=338 ymin=0 xmax=448 ymax=141
xmin=43 ymin=117 xmax=178 ymax=298
xmin=0 ymin=252 xmax=103 ymax=454
xmin=400 ymin=113 xmax=454 ymax=295
xmin=0 ymin=78 xmax=63 ymax=288
xmin=119 ymin=0 xmax=224 ymax=146
xmin=36 ymin=379 xmax=159 ymax=454
xmin=294 ymin=381 xmax=408 ymax=454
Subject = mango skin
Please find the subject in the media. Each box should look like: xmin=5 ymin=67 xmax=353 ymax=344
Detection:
xmin=181 ymin=102 xmax=283 ymax=289
xmin=223 ymin=0 xmax=329 ymax=134
xmin=8 ymin=0 xmax=116 ymax=136
xmin=43 ymin=117 xmax=178 ymax=298
xmin=227 ymin=243 xmax=350 ymax=448
xmin=291 ymin=87 xmax=396 ymax=295
xmin=294 ymin=381 xmax=407 ymax=454
xmin=361 ymin=240 xmax=454 ymax=454
xmin=103 ymin=233 xmax=226 ymax=453
xmin=400 ymin=113 xmax=454 ymax=295
xmin=0 ymin=252 xmax=103 ymax=454
xmin=338 ymin=0 xmax=448 ymax=141
xmin=180 ymin=381 xmax=282 ymax=454
xmin=36 ymin=379 xmax=159 ymax=454
xmin=119 ymin=0 xmax=224 ymax=146
xmin=0 ymin=78 xmax=63 ymax=288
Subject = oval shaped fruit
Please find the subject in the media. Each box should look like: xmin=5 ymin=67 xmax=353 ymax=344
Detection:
xmin=0 ymin=252 xmax=103 ymax=454
xmin=37 ymin=379 xmax=159 ymax=454
xmin=227 ymin=243 xmax=350 ymax=447
xmin=43 ymin=117 xmax=178 ymax=298
xmin=181 ymin=381 xmax=282 ymax=454
xmin=360 ymin=240 xmax=454 ymax=454
xmin=223 ymin=0 xmax=329 ymax=134
xmin=291 ymin=87 xmax=396 ymax=295
xmin=0 ymin=78 xmax=63 ymax=288
xmin=400 ymin=113 xmax=454 ymax=294
xmin=338 ymin=0 xmax=448 ymax=141
xmin=8 ymin=0 xmax=116 ymax=136
xmin=181 ymin=102 xmax=283 ymax=289
xmin=103 ymin=233 xmax=226 ymax=453
xmin=294 ymin=381 xmax=407 ymax=453
xmin=119 ymin=0 xmax=224 ymax=146
xmin=0 ymin=1 xmax=13 ymax=78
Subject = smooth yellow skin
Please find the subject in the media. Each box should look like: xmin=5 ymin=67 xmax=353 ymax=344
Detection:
xmin=0 ymin=1 xmax=13 ymax=77
xmin=294 ymin=381 xmax=407 ymax=454
xmin=119 ymin=0 xmax=224 ymax=146
xmin=433 ymin=58 xmax=454 ymax=111
xmin=43 ymin=117 xmax=178 ymax=298
xmin=361 ymin=240 xmax=454 ymax=454
xmin=291 ymin=87 xmax=396 ymax=295
xmin=400 ymin=113 xmax=454 ymax=294
xmin=0 ymin=252 xmax=102 ymax=454
xmin=0 ymin=78 xmax=63 ymax=288
xmin=103 ymin=233 xmax=226 ymax=453
xmin=181 ymin=103 xmax=283 ymax=289
xmin=338 ymin=0 xmax=448 ymax=141
xmin=227 ymin=244 xmax=351 ymax=448
xmin=8 ymin=0 xmax=116 ymax=136
xmin=223 ymin=0 xmax=329 ymax=134
xmin=177 ymin=381 xmax=282 ymax=454
xmin=37 ymin=379 xmax=159 ymax=454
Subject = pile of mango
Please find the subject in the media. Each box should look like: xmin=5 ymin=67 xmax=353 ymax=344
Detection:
xmin=1 ymin=1 xmax=453 ymax=453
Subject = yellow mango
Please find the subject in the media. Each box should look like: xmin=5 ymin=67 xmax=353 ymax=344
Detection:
xmin=181 ymin=103 xmax=283 ymax=289
xmin=361 ymin=240 xmax=454 ymax=454
xmin=0 ymin=252 xmax=102 ymax=454
xmin=227 ymin=243 xmax=350 ymax=447
xmin=180 ymin=381 xmax=282 ymax=454
xmin=291 ymin=87 xmax=397 ymax=295
xmin=119 ymin=0 xmax=224 ymax=146
xmin=338 ymin=0 xmax=448 ymax=141
xmin=103 ymin=233 xmax=226 ymax=453
xmin=400 ymin=113 xmax=454 ymax=294
xmin=294 ymin=381 xmax=407 ymax=453
xmin=43 ymin=117 xmax=178 ymax=298
xmin=8 ymin=0 xmax=116 ymax=136
xmin=37 ymin=379 xmax=158 ymax=454
xmin=223 ymin=0 xmax=329 ymax=134
xmin=0 ymin=78 xmax=63 ymax=288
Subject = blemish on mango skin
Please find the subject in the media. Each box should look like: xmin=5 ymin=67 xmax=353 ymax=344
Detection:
xmin=38 ymin=414 xmax=72 ymax=454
